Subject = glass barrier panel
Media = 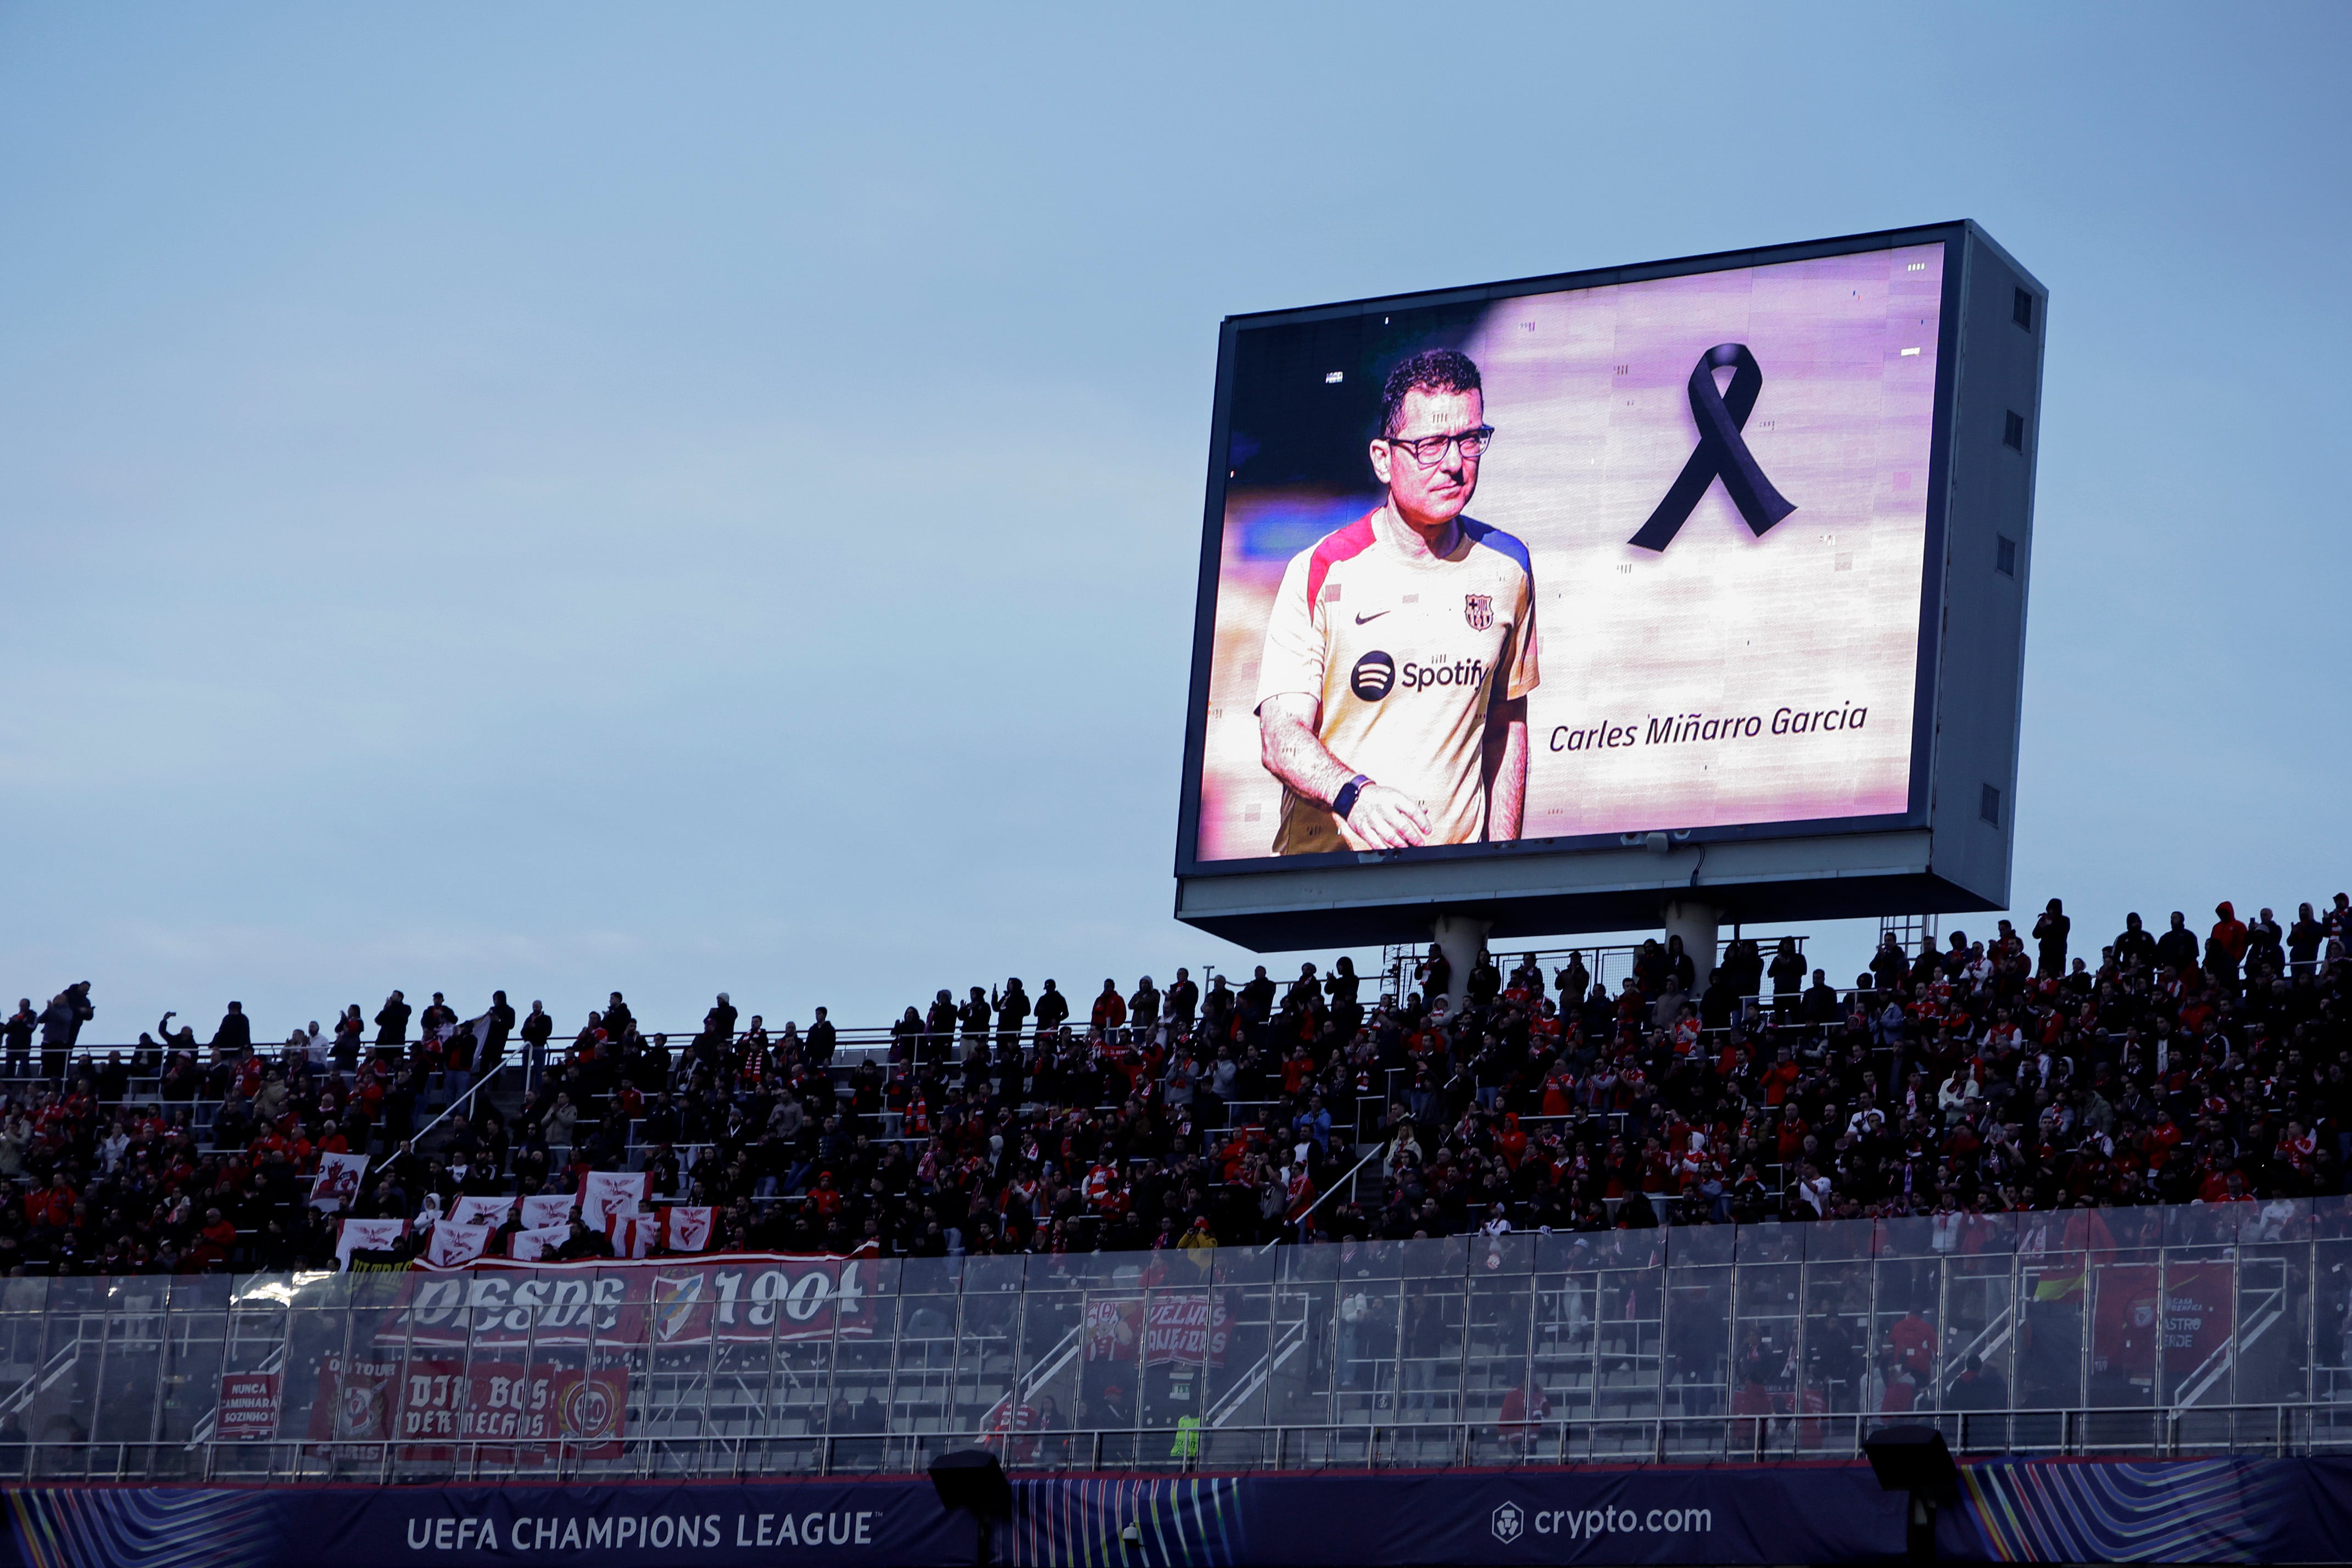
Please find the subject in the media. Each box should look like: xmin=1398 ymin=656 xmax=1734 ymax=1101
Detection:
xmin=1534 ymin=1233 xmax=1606 ymax=1437
xmin=30 ymin=1278 xmax=106 ymax=1475
xmin=2083 ymin=1251 xmax=2161 ymax=1453
xmin=90 ymin=1276 xmax=169 ymax=1459
xmin=1004 ymin=1287 xmax=1082 ymax=1468
xmin=1330 ymin=1267 xmax=1400 ymax=1432
xmin=1867 ymin=1251 xmax=1942 ymax=1424
xmin=584 ymin=1263 xmax=683 ymax=1478
xmin=2167 ymin=1203 xmax=2246 ymax=1250
xmin=890 ymin=1259 xmax=959 ymax=1441
xmin=1796 ymin=1249 xmax=1868 ymax=1455
xmin=1200 ymin=1262 xmax=1275 ymax=1472
xmin=1662 ymin=1255 xmax=1730 ymax=1461
xmin=1941 ymin=1249 xmax=2017 ymax=1455
xmin=279 ymin=1272 xmax=360 ymax=1477
xmin=1139 ymin=1281 xmax=1207 ymax=1446
xmin=1395 ymin=1258 xmax=1465 ymax=1467
xmin=2004 ymin=1213 xmax=2098 ymax=1429
xmin=576 ymin=1264 xmax=641 ymax=1482
xmin=2312 ymin=1234 xmax=2352 ymax=1453
xmin=1732 ymin=1224 xmax=1803 ymax=1265
xmin=158 ymin=1295 xmax=233 ymax=1474
xmin=1728 ymin=1253 xmax=1798 ymax=1460
xmin=1196 ymin=1252 xmax=1269 ymax=1455
xmin=1875 ymin=1214 xmax=1940 ymax=1260
xmin=1668 ymin=1224 xmax=1733 ymax=1270
xmin=826 ymin=1271 xmax=898 ymax=1476
xmin=1464 ymin=1264 xmax=1535 ymax=1466
xmin=2235 ymin=1240 xmax=2312 ymax=1413
xmin=2157 ymin=1245 xmax=2238 ymax=1414
xmin=1590 ymin=1231 xmax=1665 ymax=1457
xmin=1808 ymin=1215 xmax=1875 ymax=1263
xmin=0 ymin=1274 xmax=47 ymax=1454
xmin=950 ymin=1263 xmax=1024 ymax=1447
xmin=1268 ymin=1254 xmax=1339 ymax=1459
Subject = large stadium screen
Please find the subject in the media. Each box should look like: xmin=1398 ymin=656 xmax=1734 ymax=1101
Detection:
xmin=1183 ymin=241 xmax=1952 ymax=872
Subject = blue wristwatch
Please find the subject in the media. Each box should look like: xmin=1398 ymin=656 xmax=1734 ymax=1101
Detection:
xmin=1333 ymin=774 xmax=1372 ymax=819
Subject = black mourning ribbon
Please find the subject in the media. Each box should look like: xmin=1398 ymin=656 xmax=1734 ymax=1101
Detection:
xmin=1627 ymin=343 xmax=1796 ymax=552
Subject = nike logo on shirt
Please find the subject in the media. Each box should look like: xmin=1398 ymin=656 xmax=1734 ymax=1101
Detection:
xmin=1354 ymin=610 xmax=1390 ymax=624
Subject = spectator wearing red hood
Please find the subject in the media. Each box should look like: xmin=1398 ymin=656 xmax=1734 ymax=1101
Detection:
xmin=2208 ymin=902 xmax=2249 ymax=992
xmin=1495 ymin=1112 xmax=1528 ymax=1171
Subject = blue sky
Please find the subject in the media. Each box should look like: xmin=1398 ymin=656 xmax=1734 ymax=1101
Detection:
xmin=2 ymin=5 xmax=2346 ymax=1044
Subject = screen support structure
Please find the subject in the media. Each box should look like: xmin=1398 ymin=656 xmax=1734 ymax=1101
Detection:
xmin=1661 ymin=899 xmax=1719 ymax=989
xmin=1429 ymin=912 xmax=1489 ymax=1017
xmin=1429 ymin=902 xmax=1715 ymax=1013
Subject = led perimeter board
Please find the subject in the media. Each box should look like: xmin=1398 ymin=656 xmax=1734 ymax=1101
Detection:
xmin=1174 ymin=222 xmax=2044 ymax=950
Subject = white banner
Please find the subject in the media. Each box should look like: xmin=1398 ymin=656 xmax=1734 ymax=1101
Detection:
xmin=607 ymin=1213 xmax=659 ymax=1259
xmin=448 ymin=1195 xmax=516 ymax=1229
xmin=335 ymin=1217 xmax=408 ymax=1270
xmin=309 ymin=1151 xmax=371 ymax=1213
xmin=665 ymin=1206 xmax=715 ymax=1253
xmin=508 ymin=1225 xmax=572 ymax=1263
xmin=579 ymin=1170 xmax=648 ymax=1229
xmin=424 ymin=1221 xmax=493 ymax=1270
xmin=519 ymin=1193 xmax=575 ymax=1231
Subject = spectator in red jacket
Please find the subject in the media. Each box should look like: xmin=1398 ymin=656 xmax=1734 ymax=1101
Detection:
xmin=24 ymin=1173 xmax=75 ymax=1231
xmin=1497 ymin=1380 xmax=1553 ymax=1454
xmin=1090 ymin=980 xmax=1126 ymax=1035
xmin=2208 ymin=901 xmax=2249 ymax=990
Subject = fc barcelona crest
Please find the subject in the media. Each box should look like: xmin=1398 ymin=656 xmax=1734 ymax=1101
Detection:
xmin=1464 ymin=593 xmax=1494 ymax=631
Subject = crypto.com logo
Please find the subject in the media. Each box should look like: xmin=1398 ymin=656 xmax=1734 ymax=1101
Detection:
xmin=1491 ymin=1502 xmax=1525 ymax=1544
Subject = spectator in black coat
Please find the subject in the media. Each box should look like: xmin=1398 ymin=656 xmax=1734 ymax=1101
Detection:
xmin=2032 ymin=898 xmax=2070 ymax=979
xmin=2154 ymin=912 xmax=2199 ymax=973
xmin=2111 ymin=911 xmax=2156 ymax=970
xmin=705 ymin=993 xmax=738 ymax=1044
xmin=211 ymin=1001 xmax=252 ymax=1057
xmin=38 ymin=983 xmax=92 ymax=1079
xmin=2 ymin=1001 xmax=32 ymax=1076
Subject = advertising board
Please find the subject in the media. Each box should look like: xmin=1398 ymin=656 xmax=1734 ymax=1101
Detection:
xmin=9 ymin=1459 xmax=2351 ymax=1567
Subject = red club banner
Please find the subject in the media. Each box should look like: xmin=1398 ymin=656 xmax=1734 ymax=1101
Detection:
xmin=309 ymin=1352 xmax=401 ymax=1448
xmin=215 ymin=1371 xmax=282 ymax=1441
xmin=391 ymin=1254 xmax=880 ymax=1350
xmin=392 ymin=1361 xmax=626 ymax=1460
xmin=1143 ymin=1294 xmax=1234 ymax=1368
xmin=1083 ymin=1294 xmax=1231 ymax=1368
xmin=2092 ymin=1261 xmax=2234 ymax=1386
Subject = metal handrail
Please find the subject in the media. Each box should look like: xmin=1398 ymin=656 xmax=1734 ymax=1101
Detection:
xmin=400 ymin=1064 xmax=507 ymax=1164
xmin=1260 ymin=1145 xmax=1384 ymax=1252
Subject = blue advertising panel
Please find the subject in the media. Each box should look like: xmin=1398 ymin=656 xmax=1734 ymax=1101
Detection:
xmin=9 ymin=1458 xmax=2352 ymax=1568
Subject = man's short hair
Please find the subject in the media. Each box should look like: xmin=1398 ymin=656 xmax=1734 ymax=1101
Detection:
xmin=1379 ymin=348 xmax=1483 ymax=437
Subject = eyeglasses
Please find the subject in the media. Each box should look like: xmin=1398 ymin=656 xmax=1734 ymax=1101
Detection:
xmin=1382 ymin=425 xmax=1495 ymax=467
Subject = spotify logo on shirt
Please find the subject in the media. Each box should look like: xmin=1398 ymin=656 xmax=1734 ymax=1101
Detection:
xmin=1350 ymin=651 xmax=1396 ymax=701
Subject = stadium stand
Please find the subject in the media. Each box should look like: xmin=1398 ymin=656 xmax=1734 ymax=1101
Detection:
xmin=5 ymin=895 xmax=2352 ymax=1495
xmin=0 ymin=894 xmax=2347 ymax=1277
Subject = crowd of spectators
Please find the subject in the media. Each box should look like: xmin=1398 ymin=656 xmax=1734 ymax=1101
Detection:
xmin=1 ymin=892 xmax=2349 ymax=1276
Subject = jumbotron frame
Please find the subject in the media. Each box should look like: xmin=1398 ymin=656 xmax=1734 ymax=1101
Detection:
xmin=1173 ymin=220 xmax=2045 ymax=951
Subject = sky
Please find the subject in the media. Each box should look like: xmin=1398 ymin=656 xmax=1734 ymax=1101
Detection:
xmin=2 ymin=5 xmax=2347 ymax=1046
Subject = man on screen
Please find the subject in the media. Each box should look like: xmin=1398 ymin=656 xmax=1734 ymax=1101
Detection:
xmin=1255 ymin=348 xmax=1538 ymax=853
